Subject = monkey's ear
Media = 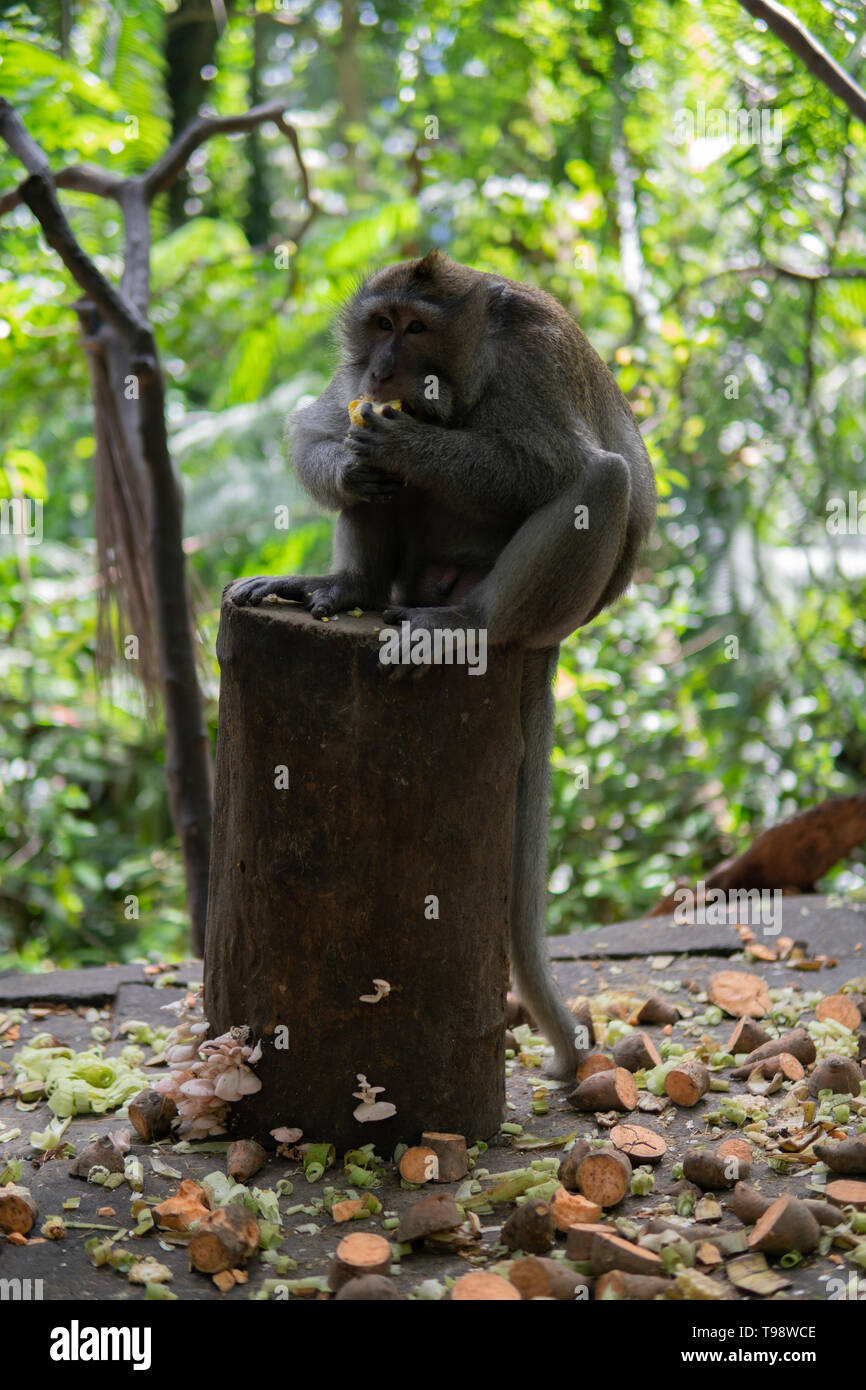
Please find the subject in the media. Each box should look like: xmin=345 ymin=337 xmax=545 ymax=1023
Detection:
xmin=411 ymin=249 xmax=446 ymax=279
xmin=486 ymin=279 xmax=513 ymax=321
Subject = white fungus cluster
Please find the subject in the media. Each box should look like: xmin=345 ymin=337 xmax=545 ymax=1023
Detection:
xmin=154 ymin=992 xmax=262 ymax=1137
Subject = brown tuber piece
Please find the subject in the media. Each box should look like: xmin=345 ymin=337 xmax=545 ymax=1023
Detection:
xmin=334 ymin=1274 xmax=400 ymax=1300
xmin=69 ymin=1135 xmax=125 ymax=1179
xmin=0 ymin=1184 xmax=38 ymax=1235
xmin=395 ymin=1192 xmax=462 ymax=1243
xmin=189 ymin=1205 xmax=260 ymax=1274
xmin=128 ymin=1089 xmax=177 ymax=1143
xmin=328 ymin=1232 xmax=393 ymax=1291
xmin=632 ymin=996 xmax=679 ymax=1027
xmin=153 ymin=1179 xmax=211 ymax=1231
xmin=613 ymin=1032 xmax=662 ymax=1073
xmin=748 ymin=1195 xmax=820 ymax=1255
xmin=550 ymin=1186 xmax=601 ymax=1231
xmin=558 ymin=1141 xmax=592 ymax=1192
xmin=451 ymin=1271 xmax=521 ymax=1300
xmin=565 ymin=1223 xmax=614 ymax=1260
xmin=501 ymin=1201 xmax=556 ymax=1254
xmin=825 ymin=1180 xmax=866 ymax=1209
xmin=727 ymin=1183 xmax=773 ymax=1228
xmin=709 ymin=970 xmax=771 ymax=1018
xmin=576 ymin=1052 xmax=616 ymax=1084
xmin=728 ymin=1182 xmax=841 ymax=1230
xmin=575 ymin=1147 xmax=633 ymax=1208
xmin=716 ymin=1137 xmax=754 ymax=1169
xmin=420 ymin=1132 xmax=469 ymax=1183
xmin=331 ymin=1199 xmax=367 ymax=1224
xmin=808 ymin=1055 xmax=862 ymax=1097
xmin=664 ymin=1060 xmax=710 ymax=1107
xmin=813 ymin=1137 xmax=866 ymax=1174
xmin=683 ymin=1147 xmax=751 ymax=1190
xmin=749 ymin=1052 xmax=804 ymax=1083
xmin=590 ymin=1232 xmax=664 ymax=1277
xmin=509 ymin=1256 xmax=590 ymax=1300
xmin=726 ymin=1017 xmax=771 ymax=1055
xmin=731 ymin=1029 xmax=816 ymax=1078
xmin=569 ymin=1066 xmax=637 ymax=1113
xmin=609 ymin=1124 xmax=667 ymax=1165
xmin=815 ymin=994 xmax=861 ymax=1031
xmin=595 ymin=1271 xmax=673 ymax=1299
xmin=226 ymin=1139 xmax=267 ymax=1184
xmin=398 ymin=1146 xmax=439 ymax=1185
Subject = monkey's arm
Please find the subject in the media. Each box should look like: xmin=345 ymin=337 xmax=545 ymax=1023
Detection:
xmin=347 ymin=396 xmax=646 ymax=526
xmin=290 ymin=373 xmax=402 ymax=508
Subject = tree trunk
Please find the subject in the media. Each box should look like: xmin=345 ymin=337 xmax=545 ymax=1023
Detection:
xmin=204 ymin=597 xmax=524 ymax=1151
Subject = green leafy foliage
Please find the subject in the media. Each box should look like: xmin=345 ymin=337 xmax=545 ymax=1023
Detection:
xmin=0 ymin=0 xmax=864 ymax=964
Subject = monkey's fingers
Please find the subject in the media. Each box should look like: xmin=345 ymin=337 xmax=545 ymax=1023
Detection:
xmin=229 ymin=575 xmax=324 ymax=608
xmin=345 ymin=425 xmax=387 ymax=456
xmin=359 ymin=402 xmax=391 ymax=429
xmin=343 ymin=462 xmax=403 ymax=499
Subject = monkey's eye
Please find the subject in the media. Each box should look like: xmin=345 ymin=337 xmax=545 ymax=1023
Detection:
xmin=406 ymin=320 xmax=426 ymax=334
xmin=377 ymin=316 xmax=393 ymax=331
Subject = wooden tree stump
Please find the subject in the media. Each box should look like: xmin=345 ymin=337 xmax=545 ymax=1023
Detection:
xmin=204 ymin=596 xmax=526 ymax=1150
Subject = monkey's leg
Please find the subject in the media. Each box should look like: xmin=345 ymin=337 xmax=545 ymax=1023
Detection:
xmin=383 ymin=453 xmax=633 ymax=646
xmin=478 ymin=453 xmax=633 ymax=647
xmin=231 ymin=504 xmax=399 ymax=615
xmin=511 ymin=647 xmax=583 ymax=1080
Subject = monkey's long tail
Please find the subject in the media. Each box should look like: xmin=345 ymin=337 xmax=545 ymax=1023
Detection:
xmin=509 ymin=646 xmax=582 ymax=1082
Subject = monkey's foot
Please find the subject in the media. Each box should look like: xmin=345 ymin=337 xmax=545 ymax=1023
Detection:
xmin=229 ymin=573 xmax=378 ymax=620
xmin=544 ymin=1053 xmax=581 ymax=1082
xmin=381 ymin=602 xmax=483 ymax=633
xmin=380 ymin=603 xmax=487 ymax=681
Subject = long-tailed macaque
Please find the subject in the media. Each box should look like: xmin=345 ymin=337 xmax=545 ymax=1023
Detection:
xmin=231 ymin=251 xmax=656 ymax=1079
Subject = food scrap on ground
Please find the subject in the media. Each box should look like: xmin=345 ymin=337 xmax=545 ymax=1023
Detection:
xmin=1 ymin=899 xmax=865 ymax=1301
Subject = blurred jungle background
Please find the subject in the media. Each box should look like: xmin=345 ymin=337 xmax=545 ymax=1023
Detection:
xmin=1 ymin=0 xmax=865 ymax=969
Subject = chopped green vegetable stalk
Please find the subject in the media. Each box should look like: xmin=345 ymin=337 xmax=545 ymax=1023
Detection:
xmin=12 ymin=1039 xmax=150 ymax=1118
xmin=303 ymin=1142 xmax=335 ymax=1182
xmin=518 ymin=1178 xmax=559 ymax=1204
xmin=0 ymin=1158 xmax=23 ymax=1186
xmin=258 ymin=1220 xmax=284 ymax=1250
xmin=133 ymin=1209 xmax=155 ymax=1236
xmin=631 ymin=1167 xmax=655 ymax=1196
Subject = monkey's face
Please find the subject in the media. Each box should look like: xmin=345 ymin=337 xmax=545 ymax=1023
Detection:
xmin=351 ymin=298 xmax=454 ymax=422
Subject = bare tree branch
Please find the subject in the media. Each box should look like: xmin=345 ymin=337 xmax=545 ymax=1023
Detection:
xmin=0 ymin=97 xmax=52 ymax=179
xmin=0 ymin=97 xmax=212 ymax=954
xmin=0 ymin=163 xmax=124 ymax=216
xmin=0 ymin=94 xmax=319 ymax=953
xmin=738 ymin=0 xmax=866 ymax=126
xmin=666 ymin=260 xmax=866 ymax=310
xmin=16 ymin=172 xmax=151 ymax=349
xmin=144 ymin=97 xmax=306 ymax=199
xmin=1 ymin=97 xmax=316 ymax=241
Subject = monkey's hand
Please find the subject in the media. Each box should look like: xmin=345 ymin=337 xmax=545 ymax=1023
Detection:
xmin=344 ymin=402 xmax=419 ymax=470
xmin=340 ymin=458 xmax=404 ymax=502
